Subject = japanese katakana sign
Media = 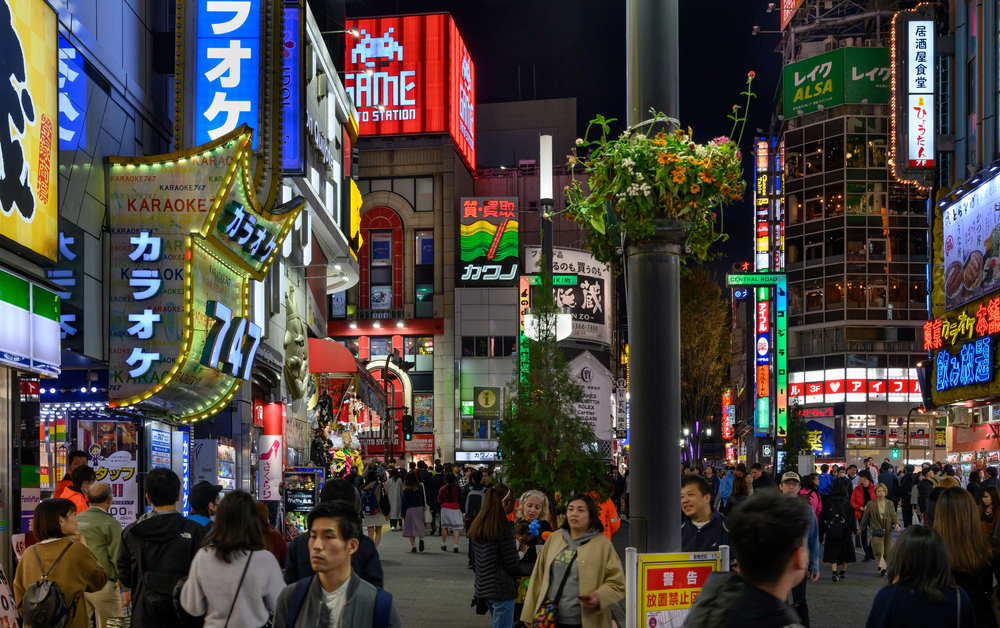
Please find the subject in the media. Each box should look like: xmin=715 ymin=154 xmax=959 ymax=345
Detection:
xmin=637 ymin=551 xmax=723 ymax=627
xmin=460 ymin=197 xmax=518 ymax=287
xmin=526 ymin=247 xmax=613 ymax=346
xmin=107 ymin=126 xmax=302 ymax=422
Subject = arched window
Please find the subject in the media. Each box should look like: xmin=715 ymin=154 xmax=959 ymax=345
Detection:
xmin=360 ymin=207 xmax=403 ymax=311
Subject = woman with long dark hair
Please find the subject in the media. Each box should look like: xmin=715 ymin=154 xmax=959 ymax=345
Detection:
xmin=360 ymin=470 xmax=386 ymax=547
xmin=256 ymin=500 xmax=287 ymax=569
xmin=13 ymin=498 xmax=107 ymax=628
xmin=469 ymin=487 xmax=529 ymax=628
xmin=180 ymin=491 xmax=285 ymax=627
xmin=979 ymin=485 xmax=1000 ymax=538
xmin=401 ymin=472 xmax=426 ymax=552
xmin=387 ymin=467 xmax=404 ymax=531
xmin=863 ymin=525 xmax=975 ymax=627
xmin=521 ymin=494 xmax=625 ymax=628
xmin=934 ymin=486 xmax=1000 ymax=628
xmin=438 ymin=473 xmax=464 ymax=552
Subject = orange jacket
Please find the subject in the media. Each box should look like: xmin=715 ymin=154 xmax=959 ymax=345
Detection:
xmin=53 ymin=477 xmax=72 ymax=499
xmin=590 ymin=493 xmax=621 ymax=539
xmin=65 ymin=487 xmax=89 ymax=514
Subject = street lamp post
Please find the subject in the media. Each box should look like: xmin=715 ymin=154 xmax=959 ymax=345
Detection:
xmin=626 ymin=0 xmax=682 ymax=555
xmin=905 ymin=406 xmax=923 ymax=466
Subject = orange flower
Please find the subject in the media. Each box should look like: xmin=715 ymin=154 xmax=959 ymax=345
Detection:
xmin=671 ymin=167 xmax=687 ymax=184
xmin=653 ymin=137 xmax=668 ymax=147
xmin=690 ymin=184 xmax=701 ymax=194
xmin=657 ymin=153 xmax=669 ymax=164
xmin=720 ymin=184 xmax=731 ymax=195
xmin=699 ymin=171 xmax=715 ymax=184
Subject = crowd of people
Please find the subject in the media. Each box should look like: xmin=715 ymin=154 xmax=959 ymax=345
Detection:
xmin=682 ymin=457 xmax=1000 ymax=628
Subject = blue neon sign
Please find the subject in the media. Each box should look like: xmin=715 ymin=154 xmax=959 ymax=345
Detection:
xmin=935 ymin=336 xmax=992 ymax=392
xmin=195 ymin=0 xmax=261 ymax=148
xmin=281 ymin=5 xmax=304 ymax=173
xmin=58 ymin=36 xmax=86 ymax=150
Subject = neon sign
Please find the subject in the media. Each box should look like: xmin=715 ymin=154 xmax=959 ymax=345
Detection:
xmin=935 ymin=337 xmax=992 ymax=392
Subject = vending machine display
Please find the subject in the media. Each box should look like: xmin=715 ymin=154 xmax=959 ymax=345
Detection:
xmin=284 ymin=468 xmax=322 ymax=539
xmin=218 ymin=440 xmax=236 ymax=490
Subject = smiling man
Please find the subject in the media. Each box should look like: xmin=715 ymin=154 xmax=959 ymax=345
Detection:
xmin=274 ymin=501 xmax=400 ymax=628
xmin=681 ymin=474 xmax=729 ymax=552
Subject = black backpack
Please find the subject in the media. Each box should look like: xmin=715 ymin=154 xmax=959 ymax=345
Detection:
xmin=136 ymin=529 xmax=199 ymax=623
xmin=378 ymin=483 xmax=391 ymax=516
xmin=22 ymin=541 xmax=77 ymax=628
xmin=826 ymin=504 xmax=848 ymax=540
xmin=362 ymin=487 xmax=380 ymax=515
xmin=465 ymin=487 xmax=486 ymax=521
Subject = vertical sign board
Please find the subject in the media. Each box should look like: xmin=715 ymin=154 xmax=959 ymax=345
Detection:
xmin=195 ymin=0 xmax=261 ymax=148
xmin=281 ymin=2 xmax=305 ymax=174
xmin=755 ymin=288 xmax=770 ymax=435
xmin=755 ymin=141 xmax=770 ymax=272
xmin=460 ymin=198 xmax=519 ymax=286
xmin=729 ymin=274 xmax=788 ymax=437
xmin=518 ymin=275 xmax=530 ymax=387
xmin=345 ymin=14 xmax=475 ymax=170
xmin=58 ymin=34 xmax=87 ymax=151
xmin=0 ymin=0 xmax=59 ymax=262
xmin=892 ymin=6 xmax=935 ymax=185
xmin=780 ymin=0 xmax=804 ymax=30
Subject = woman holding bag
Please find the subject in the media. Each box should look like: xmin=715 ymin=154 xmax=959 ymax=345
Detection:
xmin=521 ymin=493 xmax=625 ymax=628
xmin=401 ymin=472 xmax=427 ymax=552
xmin=180 ymin=491 xmax=285 ymax=628
xmin=859 ymin=483 xmax=900 ymax=577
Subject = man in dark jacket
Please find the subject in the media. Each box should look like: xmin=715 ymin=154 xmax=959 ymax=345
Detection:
xmin=877 ymin=463 xmax=900 ymax=509
xmin=685 ymin=490 xmax=810 ymax=628
xmin=984 ymin=466 xmax=1000 ymax=492
xmin=117 ymin=468 xmax=206 ymax=628
xmin=284 ymin=479 xmax=384 ymax=588
xmin=426 ymin=464 xmax=446 ymax=535
xmin=681 ymin=475 xmax=728 ymax=552
xmin=899 ymin=464 xmax=916 ymax=527
xmin=917 ymin=467 xmax=937 ymax=522
xmin=750 ymin=463 xmax=775 ymax=491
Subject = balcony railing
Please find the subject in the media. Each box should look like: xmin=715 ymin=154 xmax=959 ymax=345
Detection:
xmin=356 ymin=309 xmax=405 ymax=320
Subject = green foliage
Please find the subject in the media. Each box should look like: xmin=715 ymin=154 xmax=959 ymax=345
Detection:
xmin=780 ymin=404 xmax=810 ymax=475
xmin=499 ymin=269 xmax=609 ymax=512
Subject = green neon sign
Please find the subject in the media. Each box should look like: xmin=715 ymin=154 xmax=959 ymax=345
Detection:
xmin=524 ymin=274 xmax=579 ymax=286
xmin=727 ymin=273 xmax=783 ymax=286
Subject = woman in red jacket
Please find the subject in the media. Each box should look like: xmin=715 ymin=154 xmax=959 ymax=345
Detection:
xmin=851 ymin=470 xmax=877 ymax=562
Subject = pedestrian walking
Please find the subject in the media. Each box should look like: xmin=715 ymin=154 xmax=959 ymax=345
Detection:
xmin=470 ymin=488 xmax=530 ymax=628
xmin=13 ymin=498 xmax=108 ymax=628
xmin=273 ymin=501 xmax=401 ymax=628
xmin=463 ymin=470 xmax=488 ymax=530
xmin=386 ymin=468 xmax=404 ymax=531
xmin=117 ymin=468 xmax=206 ymax=628
xmin=860 ymin=483 xmax=900 ymax=577
xmin=703 ymin=466 xmax=720 ymax=503
xmin=680 ymin=475 xmax=728 ymax=552
xmin=724 ymin=470 xmax=750 ymax=516
xmin=360 ymin=471 xmax=387 ymax=547
xmin=685 ymin=491 xmax=811 ymax=628
xmin=53 ymin=450 xmax=88 ymax=499
xmin=822 ymin=483 xmax=857 ymax=581
xmin=750 ymin=463 xmax=775 ymax=491
xmin=798 ymin=474 xmax=822 ymax=521
xmin=186 ymin=481 xmax=222 ymax=530
xmin=984 ymin=466 xmax=1000 ymax=492
xmin=180 ymin=490 xmax=285 ymax=627
xmin=257 ymin=501 xmax=288 ymax=569
xmin=899 ymin=464 xmax=916 ymax=527
xmin=981 ymin=485 xmax=1000 ymax=538
xmin=438 ymin=473 xmax=464 ymax=552
xmin=283 ymin=479 xmax=384 ymax=588
xmin=426 ymin=464 xmax=446 ymax=535
xmin=609 ymin=466 xmax=626 ymax=514
xmin=851 ymin=470 xmax=877 ymax=562
xmin=863 ymin=525 xmax=976 ymax=628
xmin=401 ymin=472 xmax=427 ymax=552
xmin=77 ymin=483 xmax=124 ymax=628
xmin=878 ymin=463 xmax=901 ymax=512
xmin=520 ymin=493 xmax=625 ymax=628
xmin=65 ymin=464 xmax=95 ymax=514
xmin=926 ymin=476 xmax=960 ymax=527
xmin=917 ymin=467 xmax=938 ymax=522
xmin=933 ymin=486 xmax=1000 ymax=628
xmin=778 ymin=472 xmax=820 ymax=627
xmin=968 ymin=470 xmax=983 ymax=504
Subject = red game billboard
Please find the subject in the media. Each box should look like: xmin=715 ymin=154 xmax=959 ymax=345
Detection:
xmin=345 ymin=14 xmax=475 ymax=170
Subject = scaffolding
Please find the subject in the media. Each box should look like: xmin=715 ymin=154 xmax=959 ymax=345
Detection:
xmin=774 ymin=0 xmax=903 ymax=66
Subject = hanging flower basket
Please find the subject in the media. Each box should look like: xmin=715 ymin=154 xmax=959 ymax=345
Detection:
xmin=564 ymin=73 xmax=756 ymax=264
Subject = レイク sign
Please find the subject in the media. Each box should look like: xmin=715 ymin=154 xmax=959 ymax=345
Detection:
xmin=345 ymin=14 xmax=476 ymax=170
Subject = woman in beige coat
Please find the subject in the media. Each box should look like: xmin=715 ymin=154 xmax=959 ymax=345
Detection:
xmin=520 ymin=493 xmax=625 ymax=628
xmin=859 ymin=482 xmax=900 ymax=577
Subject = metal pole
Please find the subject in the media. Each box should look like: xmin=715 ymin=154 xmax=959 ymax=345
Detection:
xmin=627 ymin=0 xmax=679 ymax=123
xmin=627 ymin=233 xmax=683 ymax=553
xmin=626 ymin=0 xmax=682 ymax=554
xmin=384 ymin=353 xmax=392 ymax=464
xmin=906 ymin=407 xmax=916 ymax=466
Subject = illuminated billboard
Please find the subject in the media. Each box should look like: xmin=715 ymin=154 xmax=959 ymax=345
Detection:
xmin=941 ymin=174 xmax=1000 ymax=312
xmin=926 ymin=295 xmax=1000 ymax=407
xmin=891 ymin=5 xmax=935 ymax=186
xmin=0 ymin=0 xmax=59 ymax=261
xmin=345 ymin=14 xmax=476 ymax=169
xmin=460 ymin=197 xmax=518 ymax=287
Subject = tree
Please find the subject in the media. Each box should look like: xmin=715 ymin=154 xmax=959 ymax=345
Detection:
xmin=780 ymin=404 xmax=810 ymax=475
xmin=680 ymin=268 xmax=731 ymax=462
xmin=499 ymin=269 xmax=609 ymax=512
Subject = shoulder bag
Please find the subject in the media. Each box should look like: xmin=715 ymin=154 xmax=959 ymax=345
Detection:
xmin=871 ymin=501 xmax=885 ymax=538
xmin=224 ymin=552 xmax=253 ymax=628
xmin=420 ymin=484 xmax=432 ymax=525
xmin=531 ymin=551 xmax=578 ymax=628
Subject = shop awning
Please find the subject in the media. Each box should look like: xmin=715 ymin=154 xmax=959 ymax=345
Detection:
xmin=308 ymin=338 xmax=358 ymax=376
xmin=308 ymin=338 xmax=387 ymax=416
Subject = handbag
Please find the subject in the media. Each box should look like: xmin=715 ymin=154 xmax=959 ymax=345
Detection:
xmin=532 ymin=551 xmax=578 ymax=628
xmin=421 ymin=484 xmax=433 ymax=525
xmin=871 ymin=502 xmax=886 ymax=537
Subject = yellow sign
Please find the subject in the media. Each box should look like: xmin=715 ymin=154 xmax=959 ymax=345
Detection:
xmin=0 ymin=0 xmax=58 ymax=261
xmin=638 ymin=552 xmax=722 ymax=623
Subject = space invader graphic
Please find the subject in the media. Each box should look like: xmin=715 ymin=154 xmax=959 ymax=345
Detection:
xmin=0 ymin=0 xmax=37 ymax=221
xmin=351 ymin=27 xmax=404 ymax=68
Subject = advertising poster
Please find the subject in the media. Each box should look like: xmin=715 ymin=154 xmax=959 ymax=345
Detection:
xmin=0 ymin=0 xmax=59 ymax=262
xmin=526 ymin=247 xmax=613 ymax=346
xmin=782 ymin=47 xmax=891 ymax=117
xmin=0 ymin=560 xmax=18 ymax=624
xmin=413 ymin=393 xmax=433 ymax=433
xmin=637 ymin=552 xmax=723 ymax=628
xmin=568 ymin=351 xmax=613 ymax=441
xmin=805 ymin=418 xmax=836 ymax=457
xmin=151 ymin=426 xmax=171 ymax=469
xmin=941 ymin=178 xmax=1000 ymax=311
xmin=460 ymin=198 xmax=518 ymax=287
xmin=259 ymin=403 xmax=285 ymax=501
xmin=77 ymin=421 xmax=139 ymax=527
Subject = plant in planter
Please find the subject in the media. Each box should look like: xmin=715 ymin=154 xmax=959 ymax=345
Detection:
xmin=564 ymin=72 xmax=756 ymax=264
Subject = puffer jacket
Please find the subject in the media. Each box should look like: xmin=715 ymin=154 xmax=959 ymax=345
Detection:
xmin=470 ymin=526 xmax=528 ymax=601
xmin=685 ymin=572 xmax=803 ymax=628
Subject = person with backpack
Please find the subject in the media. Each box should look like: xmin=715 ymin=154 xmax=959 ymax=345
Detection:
xmin=899 ymin=464 xmax=917 ymax=527
xmin=438 ymin=473 xmax=464 ymax=552
xmin=180 ymin=491 xmax=285 ymax=627
xmin=401 ymin=472 xmax=427 ymax=552
xmin=821 ymin=482 xmax=857 ymax=581
xmin=463 ymin=470 xmax=487 ymax=531
xmin=116 ymin=468 xmax=207 ymax=628
xmin=426 ymin=464 xmax=446 ymax=535
xmin=77 ymin=483 xmax=125 ymax=628
xmin=360 ymin=471 xmax=386 ymax=548
xmin=273 ymin=501 xmax=401 ymax=628
xmin=13 ymin=498 xmax=108 ymax=628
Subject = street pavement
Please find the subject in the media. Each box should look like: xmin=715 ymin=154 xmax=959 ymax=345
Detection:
xmin=377 ymin=519 xmax=889 ymax=628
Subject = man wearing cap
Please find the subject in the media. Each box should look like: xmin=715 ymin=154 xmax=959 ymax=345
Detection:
xmin=187 ymin=481 xmax=222 ymax=530
xmin=778 ymin=471 xmax=820 ymax=628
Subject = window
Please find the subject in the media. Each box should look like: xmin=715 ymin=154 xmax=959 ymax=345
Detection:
xmin=369 ymin=337 xmax=390 ymax=359
xmin=415 ymin=178 xmax=434 ymax=212
xmin=415 ymin=230 xmax=434 ymax=318
xmin=491 ymin=337 xmax=517 ymax=357
xmin=405 ymin=336 xmax=434 ymax=371
xmin=370 ymin=232 xmax=392 ymax=310
xmin=462 ymin=336 xmax=517 ymax=357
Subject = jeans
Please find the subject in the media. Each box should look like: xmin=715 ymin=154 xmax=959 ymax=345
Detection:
xmin=791 ymin=577 xmax=809 ymax=628
xmin=486 ymin=599 xmax=516 ymax=628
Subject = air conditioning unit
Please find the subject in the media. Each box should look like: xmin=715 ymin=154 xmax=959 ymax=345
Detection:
xmin=865 ymin=38 xmax=877 ymax=47
xmin=824 ymin=37 xmax=838 ymax=52
xmin=840 ymin=38 xmax=852 ymax=48
xmin=950 ymin=407 xmax=972 ymax=428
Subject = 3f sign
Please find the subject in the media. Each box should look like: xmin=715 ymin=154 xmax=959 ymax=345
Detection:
xmin=200 ymin=300 xmax=262 ymax=379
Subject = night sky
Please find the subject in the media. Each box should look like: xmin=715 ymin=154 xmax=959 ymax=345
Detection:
xmin=344 ymin=0 xmax=784 ymax=276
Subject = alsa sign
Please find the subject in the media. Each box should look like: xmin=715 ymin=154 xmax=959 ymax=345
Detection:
xmin=345 ymin=14 xmax=475 ymax=170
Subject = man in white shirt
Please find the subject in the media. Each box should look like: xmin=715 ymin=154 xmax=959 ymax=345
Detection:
xmin=274 ymin=502 xmax=401 ymax=628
